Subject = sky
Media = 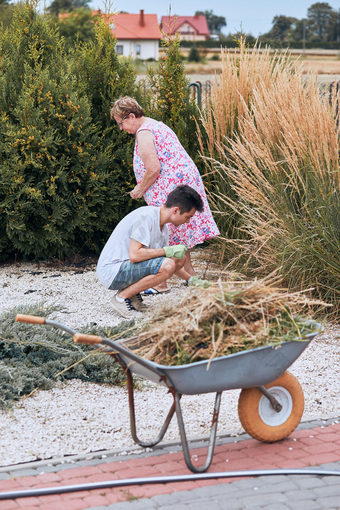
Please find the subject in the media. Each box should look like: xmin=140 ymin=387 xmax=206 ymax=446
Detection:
xmin=88 ymin=0 xmax=340 ymax=36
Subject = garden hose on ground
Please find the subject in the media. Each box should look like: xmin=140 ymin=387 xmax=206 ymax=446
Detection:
xmin=0 ymin=468 xmax=339 ymax=500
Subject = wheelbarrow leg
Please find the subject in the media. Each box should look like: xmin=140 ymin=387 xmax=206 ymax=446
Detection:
xmin=175 ymin=392 xmax=222 ymax=473
xmin=126 ymin=368 xmax=176 ymax=448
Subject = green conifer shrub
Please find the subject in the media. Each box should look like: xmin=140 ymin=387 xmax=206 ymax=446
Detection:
xmin=188 ymin=45 xmax=201 ymax=62
xmin=145 ymin=35 xmax=204 ymax=170
xmin=0 ymin=2 xmax=139 ymax=261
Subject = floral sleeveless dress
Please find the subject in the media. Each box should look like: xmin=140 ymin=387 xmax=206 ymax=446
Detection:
xmin=133 ymin=119 xmax=220 ymax=248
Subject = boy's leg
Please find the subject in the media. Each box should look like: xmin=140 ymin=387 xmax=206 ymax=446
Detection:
xmin=119 ymin=257 xmax=186 ymax=299
xmin=183 ymin=249 xmax=195 ymax=276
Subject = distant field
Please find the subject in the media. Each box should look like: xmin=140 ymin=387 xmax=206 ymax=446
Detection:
xmin=138 ymin=49 xmax=340 ymax=79
xmin=182 ymin=56 xmax=340 ymax=77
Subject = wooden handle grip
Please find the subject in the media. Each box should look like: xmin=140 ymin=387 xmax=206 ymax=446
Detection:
xmin=73 ymin=333 xmax=103 ymax=345
xmin=15 ymin=314 xmax=46 ymax=325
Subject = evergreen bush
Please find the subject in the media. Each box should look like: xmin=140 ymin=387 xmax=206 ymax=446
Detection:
xmin=144 ymin=34 xmax=204 ymax=171
xmin=188 ymin=45 xmax=201 ymax=62
xmin=0 ymin=2 xmax=139 ymax=261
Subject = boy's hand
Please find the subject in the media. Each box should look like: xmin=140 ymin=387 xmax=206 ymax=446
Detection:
xmin=188 ymin=276 xmax=212 ymax=288
xmin=164 ymin=245 xmax=187 ymax=259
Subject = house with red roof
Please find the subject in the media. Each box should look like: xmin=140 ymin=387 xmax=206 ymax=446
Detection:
xmin=93 ymin=9 xmax=161 ymax=60
xmin=161 ymin=14 xmax=210 ymax=41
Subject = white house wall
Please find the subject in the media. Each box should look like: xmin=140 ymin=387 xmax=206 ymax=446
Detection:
xmin=116 ymin=40 xmax=159 ymax=60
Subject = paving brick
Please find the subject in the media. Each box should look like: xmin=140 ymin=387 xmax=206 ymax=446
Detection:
xmin=0 ymin=500 xmax=20 ymax=510
xmin=58 ymin=467 xmax=100 ymax=480
xmin=239 ymin=492 xmax=286 ymax=507
xmin=293 ymin=476 xmax=326 ymax=489
xmin=13 ymin=507 xmax=38 ymax=510
xmin=304 ymin=442 xmax=338 ymax=455
xmin=0 ymin=473 xmax=11 ymax=481
xmin=9 ymin=470 xmax=38 ymax=478
xmin=0 ymin=479 xmax=22 ymax=490
xmin=306 ymin=453 xmax=340 ymax=465
xmin=156 ymin=505 xmax=191 ymax=510
xmin=261 ymin=505 xmax=290 ymax=510
xmin=85 ymin=507 xmax=108 ymax=510
xmin=81 ymin=494 xmax=111 ymax=507
xmin=97 ymin=462 xmax=122 ymax=473
xmin=324 ymin=475 xmax=340 ymax=486
xmin=16 ymin=496 xmax=41 ymax=507
xmin=212 ymin=495 xmax=244 ymax=509
xmin=251 ymin=481 xmax=299 ymax=493
xmin=314 ymin=483 xmax=340 ymax=497
xmin=286 ymin=500 xmax=322 ymax=510
xmin=280 ymin=488 xmax=317 ymax=500
xmin=35 ymin=472 xmax=62 ymax=484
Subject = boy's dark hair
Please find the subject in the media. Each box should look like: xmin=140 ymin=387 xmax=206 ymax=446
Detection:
xmin=165 ymin=185 xmax=204 ymax=213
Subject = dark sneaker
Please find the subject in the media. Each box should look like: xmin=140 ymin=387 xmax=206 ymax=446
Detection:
xmin=131 ymin=293 xmax=147 ymax=311
xmin=112 ymin=296 xmax=141 ymax=318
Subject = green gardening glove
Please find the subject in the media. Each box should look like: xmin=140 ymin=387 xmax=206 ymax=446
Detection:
xmin=188 ymin=276 xmax=212 ymax=288
xmin=164 ymin=244 xmax=188 ymax=259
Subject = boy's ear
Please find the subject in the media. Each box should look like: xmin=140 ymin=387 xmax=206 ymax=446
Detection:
xmin=171 ymin=206 xmax=181 ymax=215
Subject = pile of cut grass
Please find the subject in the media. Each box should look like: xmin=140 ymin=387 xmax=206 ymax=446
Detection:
xmin=0 ymin=304 xmax=139 ymax=409
xmin=125 ymin=277 xmax=325 ymax=366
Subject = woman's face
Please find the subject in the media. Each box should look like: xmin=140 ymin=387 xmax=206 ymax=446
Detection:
xmin=114 ymin=113 xmax=138 ymax=134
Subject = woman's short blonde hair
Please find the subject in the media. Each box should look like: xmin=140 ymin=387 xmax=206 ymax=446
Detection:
xmin=110 ymin=97 xmax=145 ymax=120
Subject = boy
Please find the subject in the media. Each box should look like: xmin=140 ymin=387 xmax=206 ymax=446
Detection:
xmin=96 ymin=185 xmax=205 ymax=317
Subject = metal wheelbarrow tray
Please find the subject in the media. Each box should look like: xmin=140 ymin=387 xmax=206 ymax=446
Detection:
xmin=15 ymin=314 xmax=322 ymax=473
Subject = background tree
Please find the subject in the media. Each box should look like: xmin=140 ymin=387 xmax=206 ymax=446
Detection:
xmin=195 ymin=9 xmax=226 ymax=36
xmin=262 ymin=15 xmax=297 ymax=42
xmin=307 ymin=2 xmax=335 ymax=41
xmin=57 ymin=7 xmax=96 ymax=49
xmin=145 ymin=34 xmax=203 ymax=169
xmin=0 ymin=0 xmax=15 ymax=27
xmin=48 ymin=0 xmax=89 ymax=16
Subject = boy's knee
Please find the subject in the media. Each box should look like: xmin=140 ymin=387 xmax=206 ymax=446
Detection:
xmin=159 ymin=258 xmax=176 ymax=277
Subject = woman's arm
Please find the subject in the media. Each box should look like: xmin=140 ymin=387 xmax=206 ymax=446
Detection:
xmin=129 ymin=238 xmax=165 ymax=263
xmin=131 ymin=130 xmax=161 ymax=199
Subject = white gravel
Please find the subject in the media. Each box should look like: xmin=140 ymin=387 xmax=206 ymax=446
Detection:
xmin=0 ymin=252 xmax=339 ymax=467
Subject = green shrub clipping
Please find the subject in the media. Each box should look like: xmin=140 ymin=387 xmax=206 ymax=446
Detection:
xmin=0 ymin=304 xmax=141 ymax=409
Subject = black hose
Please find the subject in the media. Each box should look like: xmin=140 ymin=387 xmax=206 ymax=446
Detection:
xmin=0 ymin=468 xmax=339 ymax=500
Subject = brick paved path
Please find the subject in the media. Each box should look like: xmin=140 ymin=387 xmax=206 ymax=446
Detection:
xmin=0 ymin=420 xmax=339 ymax=510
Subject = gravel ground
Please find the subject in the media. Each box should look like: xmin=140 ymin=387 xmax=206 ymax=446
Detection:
xmin=0 ymin=249 xmax=339 ymax=467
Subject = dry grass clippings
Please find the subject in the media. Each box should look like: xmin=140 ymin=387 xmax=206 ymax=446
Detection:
xmin=124 ymin=275 xmax=326 ymax=366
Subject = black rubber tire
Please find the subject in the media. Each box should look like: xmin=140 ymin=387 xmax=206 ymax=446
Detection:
xmin=238 ymin=371 xmax=304 ymax=442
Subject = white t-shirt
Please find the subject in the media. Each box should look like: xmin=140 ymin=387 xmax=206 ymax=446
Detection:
xmin=96 ymin=206 xmax=169 ymax=288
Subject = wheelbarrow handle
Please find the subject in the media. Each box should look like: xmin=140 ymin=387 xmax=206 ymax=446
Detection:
xmin=16 ymin=314 xmax=46 ymax=325
xmin=73 ymin=333 xmax=103 ymax=345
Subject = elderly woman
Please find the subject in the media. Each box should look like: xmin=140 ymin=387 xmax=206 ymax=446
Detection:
xmin=111 ymin=96 xmax=219 ymax=292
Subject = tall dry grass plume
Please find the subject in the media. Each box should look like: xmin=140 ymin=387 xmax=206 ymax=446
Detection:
xmin=199 ymin=40 xmax=340 ymax=314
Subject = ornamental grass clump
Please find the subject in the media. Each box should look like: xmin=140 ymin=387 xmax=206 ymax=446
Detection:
xmin=199 ymin=40 xmax=340 ymax=314
xmin=124 ymin=277 xmax=325 ymax=366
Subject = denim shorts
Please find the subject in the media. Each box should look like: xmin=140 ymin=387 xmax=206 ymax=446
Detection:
xmin=109 ymin=257 xmax=165 ymax=291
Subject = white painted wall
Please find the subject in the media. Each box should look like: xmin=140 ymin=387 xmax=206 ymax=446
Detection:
xmin=116 ymin=40 xmax=159 ymax=60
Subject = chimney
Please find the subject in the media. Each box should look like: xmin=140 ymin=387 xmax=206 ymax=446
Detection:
xmin=139 ymin=9 xmax=145 ymax=27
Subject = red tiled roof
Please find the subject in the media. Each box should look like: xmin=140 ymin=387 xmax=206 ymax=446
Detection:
xmin=93 ymin=10 xmax=161 ymax=40
xmin=161 ymin=15 xmax=210 ymax=37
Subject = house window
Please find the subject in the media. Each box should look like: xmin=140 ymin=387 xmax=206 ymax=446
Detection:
xmin=116 ymin=45 xmax=123 ymax=55
xmin=135 ymin=44 xmax=141 ymax=56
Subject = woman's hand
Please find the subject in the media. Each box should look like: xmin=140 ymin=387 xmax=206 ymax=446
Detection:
xmin=130 ymin=184 xmax=144 ymax=199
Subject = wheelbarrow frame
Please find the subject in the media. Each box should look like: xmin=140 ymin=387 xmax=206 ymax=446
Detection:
xmin=15 ymin=315 xmax=322 ymax=473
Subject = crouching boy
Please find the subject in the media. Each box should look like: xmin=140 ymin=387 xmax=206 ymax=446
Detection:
xmin=96 ymin=185 xmax=204 ymax=317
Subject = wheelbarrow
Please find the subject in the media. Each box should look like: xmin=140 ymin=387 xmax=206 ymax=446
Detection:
xmin=15 ymin=314 xmax=322 ymax=473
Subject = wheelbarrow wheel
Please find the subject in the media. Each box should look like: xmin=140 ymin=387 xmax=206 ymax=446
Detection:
xmin=238 ymin=371 xmax=304 ymax=442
